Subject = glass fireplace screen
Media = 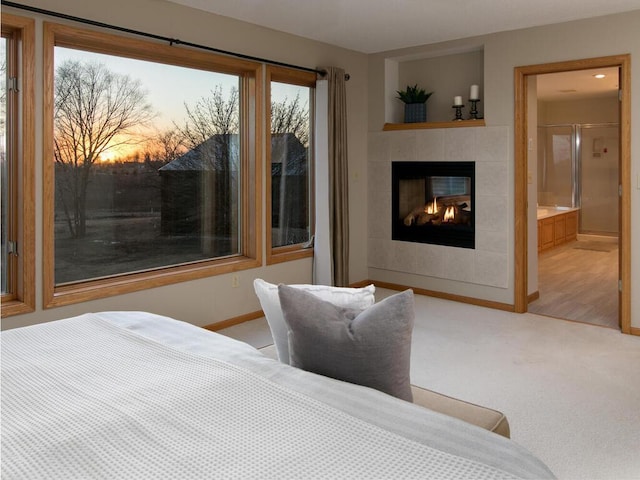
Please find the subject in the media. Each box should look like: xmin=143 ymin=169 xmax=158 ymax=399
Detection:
xmin=392 ymin=161 xmax=475 ymax=249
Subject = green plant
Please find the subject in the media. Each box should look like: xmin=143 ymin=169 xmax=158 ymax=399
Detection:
xmin=396 ymin=84 xmax=433 ymax=104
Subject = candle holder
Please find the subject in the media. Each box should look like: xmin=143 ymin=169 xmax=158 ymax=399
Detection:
xmin=469 ymin=99 xmax=480 ymax=120
xmin=452 ymin=104 xmax=464 ymax=121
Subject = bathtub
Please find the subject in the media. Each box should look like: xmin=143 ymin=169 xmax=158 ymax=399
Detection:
xmin=537 ymin=206 xmax=580 ymax=251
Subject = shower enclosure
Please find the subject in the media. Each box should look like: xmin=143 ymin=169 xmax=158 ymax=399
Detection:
xmin=537 ymin=123 xmax=619 ymax=236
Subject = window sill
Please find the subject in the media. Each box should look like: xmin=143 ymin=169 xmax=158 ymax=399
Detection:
xmin=45 ymin=256 xmax=261 ymax=309
xmin=266 ymin=246 xmax=313 ymax=265
xmin=1 ymin=298 xmax=35 ymax=318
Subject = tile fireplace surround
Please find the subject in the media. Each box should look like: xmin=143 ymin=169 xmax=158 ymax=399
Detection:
xmin=368 ymin=126 xmax=510 ymax=294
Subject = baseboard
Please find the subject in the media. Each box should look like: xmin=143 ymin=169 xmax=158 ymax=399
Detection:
xmin=576 ymin=233 xmax=619 ymax=244
xmin=365 ymin=280 xmax=515 ymax=312
xmin=203 ymin=310 xmax=264 ymax=332
xmin=201 ymin=282 xmax=638 ymax=336
xmin=348 ymin=279 xmax=376 ymax=288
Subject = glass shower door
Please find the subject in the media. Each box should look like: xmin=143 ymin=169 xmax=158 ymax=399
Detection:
xmin=579 ymin=125 xmax=619 ymax=235
xmin=537 ymin=125 xmax=575 ymax=208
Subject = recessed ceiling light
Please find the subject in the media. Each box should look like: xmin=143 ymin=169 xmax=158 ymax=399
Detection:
xmin=593 ymin=74 xmax=606 ymax=79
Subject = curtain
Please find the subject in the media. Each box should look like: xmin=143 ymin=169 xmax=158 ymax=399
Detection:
xmin=313 ymin=67 xmax=349 ymax=287
xmin=313 ymin=79 xmax=332 ymax=285
xmin=326 ymin=67 xmax=349 ymax=287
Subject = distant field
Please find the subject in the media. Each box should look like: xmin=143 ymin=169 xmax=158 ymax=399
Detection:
xmin=54 ymin=213 xmax=215 ymax=284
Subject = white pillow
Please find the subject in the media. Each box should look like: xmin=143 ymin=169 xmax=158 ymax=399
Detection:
xmin=253 ymin=279 xmax=376 ymax=364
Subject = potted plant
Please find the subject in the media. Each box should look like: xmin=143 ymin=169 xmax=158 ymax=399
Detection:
xmin=397 ymin=84 xmax=433 ymax=123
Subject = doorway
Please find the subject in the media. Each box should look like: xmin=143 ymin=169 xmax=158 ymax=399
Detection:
xmin=514 ymin=55 xmax=631 ymax=334
xmin=530 ymin=123 xmax=619 ymax=328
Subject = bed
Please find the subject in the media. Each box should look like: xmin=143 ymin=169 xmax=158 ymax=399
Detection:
xmin=1 ymin=311 xmax=554 ymax=479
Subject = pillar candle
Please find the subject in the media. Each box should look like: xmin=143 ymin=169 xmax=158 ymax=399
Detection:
xmin=454 ymin=96 xmax=463 ymax=106
xmin=470 ymin=84 xmax=479 ymax=100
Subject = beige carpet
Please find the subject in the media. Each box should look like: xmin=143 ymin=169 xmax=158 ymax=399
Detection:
xmin=220 ymin=289 xmax=640 ymax=480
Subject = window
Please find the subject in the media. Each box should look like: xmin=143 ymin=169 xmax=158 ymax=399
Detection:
xmin=1 ymin=14 xmax=35 ymax=317
xmin=43 ymin=23 xmax=261 ymax=308
xmin=266 ymin=66 xmax=315 ymax=264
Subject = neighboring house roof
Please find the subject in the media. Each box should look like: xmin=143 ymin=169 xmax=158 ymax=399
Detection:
xmin=159 ymin=134 xmax=239 ymax=172
xmin=271 ymin=133 xmax=308 ymax=176
xmin=159 ymin=133 xmax=307 ymax=174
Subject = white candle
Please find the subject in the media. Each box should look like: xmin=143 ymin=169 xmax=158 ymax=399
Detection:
xmin=470 ymin=84 xmax=479 ymax=100
xmin=454 ymin=96 xmax=463 ymax=106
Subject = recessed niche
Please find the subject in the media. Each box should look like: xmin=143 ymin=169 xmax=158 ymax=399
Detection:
xmin=387 ymin=48 xmax=484 ymax=124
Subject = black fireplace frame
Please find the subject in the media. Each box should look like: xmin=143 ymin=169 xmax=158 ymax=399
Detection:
xmin=392 ymin=161 xmax=475 ymax=249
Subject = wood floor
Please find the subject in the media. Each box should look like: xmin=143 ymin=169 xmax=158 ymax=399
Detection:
xmin=528 ymin=239 xmax=619 ymax=329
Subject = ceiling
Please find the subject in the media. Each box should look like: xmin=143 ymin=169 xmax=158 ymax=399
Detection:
xmin=166 ymin=0 xmax=640 ymax=54
xmin=537 ymin=67 xmax=619 ymax=101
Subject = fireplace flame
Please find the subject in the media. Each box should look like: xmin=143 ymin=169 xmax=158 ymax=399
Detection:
xmin=443 ymin=206 xmax=455 ymax=222
xmin=424 ymin=197 xmax=437 ymax=215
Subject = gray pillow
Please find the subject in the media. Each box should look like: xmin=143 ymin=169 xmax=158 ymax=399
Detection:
xmin=253 ymin=279 xmax=375 ymax=364
xmin=278 ymin=285 xmax=414 ymax=402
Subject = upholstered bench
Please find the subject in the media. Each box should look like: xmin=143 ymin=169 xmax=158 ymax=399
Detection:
xmin=410 ymin=384 xmax=510 ymax=438
xmin=258 ymin=344 xmax=510 ymax=438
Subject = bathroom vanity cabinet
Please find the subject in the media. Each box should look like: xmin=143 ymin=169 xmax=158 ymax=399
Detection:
xmin=538 ymin=209 xmax=578 ymax=252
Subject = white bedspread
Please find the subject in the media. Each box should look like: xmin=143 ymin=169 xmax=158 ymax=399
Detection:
xmin=1 ymin=312 xmax=554 ymax=479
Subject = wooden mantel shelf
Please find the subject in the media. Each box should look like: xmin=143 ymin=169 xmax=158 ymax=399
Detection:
xmin=383 ymin=119 xmax=486 ymax=131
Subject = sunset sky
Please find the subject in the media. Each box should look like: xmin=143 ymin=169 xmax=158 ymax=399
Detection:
xmin=55 ymin=46 xmax=307 ymax=161
xmin=56 ymin=46 xmax=239 ymax=131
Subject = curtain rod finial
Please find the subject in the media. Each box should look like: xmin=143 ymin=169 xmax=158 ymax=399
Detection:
xmin=317 ymin=69 xmax=350 ymax=81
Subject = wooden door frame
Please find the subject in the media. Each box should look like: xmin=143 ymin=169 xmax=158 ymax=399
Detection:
xmin=514 ymin=54 xmax=631 ymax=334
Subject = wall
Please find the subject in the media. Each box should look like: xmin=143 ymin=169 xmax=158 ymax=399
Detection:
xmin=1 ymin=0 xmax=369 ymax=330
xmin=368 ymin=10 xmax=640 ymax=328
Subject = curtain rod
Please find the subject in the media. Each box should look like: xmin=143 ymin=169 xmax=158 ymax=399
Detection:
xmin=1 ymin=1 xmax=349 ymax=80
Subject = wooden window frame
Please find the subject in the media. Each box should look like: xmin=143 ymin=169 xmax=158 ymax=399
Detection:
xmin=265 ymin=66 xmax=315 ymax=265
xmin=1 ymin=14 xmax=35 ymax=318
xmin=43 ymin=22 xmax=263 ymax=308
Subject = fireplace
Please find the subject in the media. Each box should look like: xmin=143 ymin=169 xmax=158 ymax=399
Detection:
xmin=392 ymin=161 xmax=475 ymax=248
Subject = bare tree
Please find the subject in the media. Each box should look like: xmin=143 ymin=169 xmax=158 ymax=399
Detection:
xmin=144 ymin=128 xmax=186 ymax=166
xmin=271 ymin=93 xmax=309 ymax=146
xmin=54 ymin=60 xmax=154 ymax=238
xmin=180 ymin=85 xmax=238 ymax=150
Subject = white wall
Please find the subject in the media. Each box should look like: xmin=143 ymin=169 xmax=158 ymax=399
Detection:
xmin=1 ymin=0 xmax=369 ymax=330
xmin=368 ymin=10 xmax=640 ymax=328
